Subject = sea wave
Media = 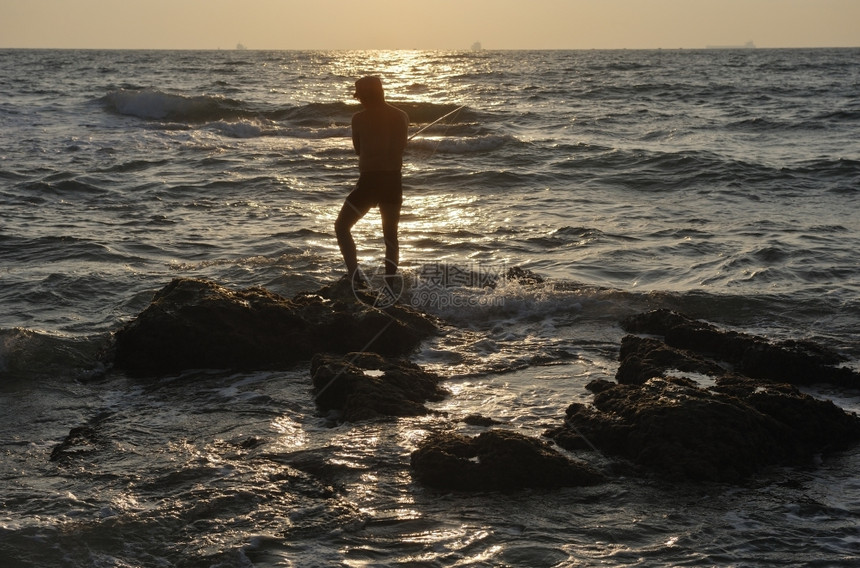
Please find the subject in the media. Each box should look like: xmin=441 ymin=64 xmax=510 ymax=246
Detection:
xmin=562 ymin=148 xmax=770 ymax=191
xmin=101 ymin=90 xmax=356 ymax=128
xmin=552 ymin=146 xmax=860 ymax=193
xmin=0 ymin=234 xmax=132 ymax=264
xmin=791 ymin=157 xmax=860 ymax=177
xmin=814 ymin=109 xmax=860 ymax=122
xmin=0 ymin=328 xmax=107 ymax=381
xmin=99 ymin=91 xmax=477 ymax=144
xmin=208 ymin=119 xmax=267 ymax=138
xmin=101 ymin=88 xmax=250 ymax=122
xmin=271 ymin=101 xmax=354 ymax=125
xmin=409 ymin=133 xmax=516 ymax=154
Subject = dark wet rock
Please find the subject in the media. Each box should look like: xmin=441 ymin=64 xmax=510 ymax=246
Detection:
xmin=550 ymin=376 xmax=860 ymax=482
xmin=460 ymin=414 xmax=504 ymax=426
xmin=50 ymin=425 xmax=101 ymax=462
xmin=111 ymin=277 xmax=439 ymax=376
xmin=616 ymin=335 xmax=728 ymax=385
xmin=261 ymin=448 xmax=352 ymax=491
xmin=504 ymin=266 xmax=545 ymax=286
xmin=711 ymin=376 xmax=860 ymax=456
xmin=621 ymin=309 xmax=859 ymax=387
xmin=236 ymin=437 xmax=265 ymax=450
xmin=310 ymin=352 xmax=448 ymax=422
xmin=50 ymin=412 xmax=113 ymax=462
xmin=546 ymin=308 xmax=860 ymax=483
xmin=555 ymin=378 xmax=784 ymax=481
xmin=410 ymin=429 xmax=604 ymax=491
xmin=543 ymin=423 xmax=596 ymax=452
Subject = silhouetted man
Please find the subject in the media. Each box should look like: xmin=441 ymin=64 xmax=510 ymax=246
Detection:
xmin=335 ymin=76 xmax=409 ymax=287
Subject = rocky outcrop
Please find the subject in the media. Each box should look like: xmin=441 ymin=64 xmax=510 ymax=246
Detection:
xmin=111 ymin=277 xmax=439 ymax=376
xmin=615 ymin=334 xmax=727 ymax=385
xmin=620 ymin=309 xmax=860 ymax=387
xmin=548 ymin=376 xmax=860 ymax=482
xmin=310 ymin=352 xmax=448 ymax=422
xmin=546 ymin=310 xmax=860 ymax=482
xmin=411 ymin=429 xmax=604 ymax=491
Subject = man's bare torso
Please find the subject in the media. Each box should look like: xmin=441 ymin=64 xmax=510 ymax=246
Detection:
xmin=352 ymin=103 xmax=409 ymax=173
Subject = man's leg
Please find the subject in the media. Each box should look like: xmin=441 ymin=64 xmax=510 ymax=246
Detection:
xmin=379 ymin=201 xmax=401 ymax=277
xmin=335 ymin=197 xmax=370 ymax=280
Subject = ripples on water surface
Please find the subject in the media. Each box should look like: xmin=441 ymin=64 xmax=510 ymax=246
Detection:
xmin=1 ymin=48 xmax=859 ymax=566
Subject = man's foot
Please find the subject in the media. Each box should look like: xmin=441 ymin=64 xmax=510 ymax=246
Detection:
xmin=351 ymin=269 xmax=368 ymax=289
xmin=375 ymin=274 xmax=403 ymax=307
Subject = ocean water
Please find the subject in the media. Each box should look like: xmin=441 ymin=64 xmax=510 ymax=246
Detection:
xmin=1 ymin=48 xmax=859 ymax=566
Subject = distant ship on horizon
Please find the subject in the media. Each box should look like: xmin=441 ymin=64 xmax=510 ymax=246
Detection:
xmin=706 ymin=41 xmax=755 ymax=49
xmin=471 ymin=41 xmax=483 ymax=51
xmin=236 ymin=43 xmax=248 ymax=51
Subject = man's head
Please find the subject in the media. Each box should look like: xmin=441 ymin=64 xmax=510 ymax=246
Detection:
xmin=353 ymin=76 xmax=385 ymax=105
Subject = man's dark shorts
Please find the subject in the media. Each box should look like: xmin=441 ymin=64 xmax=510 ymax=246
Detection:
xmin=345 ymin=171 xmax=403 ymax=212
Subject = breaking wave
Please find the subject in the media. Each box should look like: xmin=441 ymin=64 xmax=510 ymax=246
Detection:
xmin=101 ymin=88 xmax=251 ymax=122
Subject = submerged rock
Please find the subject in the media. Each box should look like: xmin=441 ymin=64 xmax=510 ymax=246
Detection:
xmin=411 ymin=429 xmax=604 ymax=491
xmin=310 ymin=352 xmax=448 ymax=422
xmin=546 ymin=310 xmax=860 ymax=482
xmin=50 ymin=411 xmax=114 ymax=463
xmin=460 ymin=414 xmax=504 ymax=426
xmin=111 ymin=277 xmax=438 ymax=376
xmin=503 ymin=266 xmax=545 ymax=286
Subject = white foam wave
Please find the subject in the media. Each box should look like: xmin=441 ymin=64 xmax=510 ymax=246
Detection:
xmin=274 ymin=125 xmax=351 ymax=139
xmin=401 ymin=274 xmax=625 ymax=327
xmin=210 ymin=119 xmax=264 ymax=138
xmin=409 ymin=134 xmax=515 ymax=154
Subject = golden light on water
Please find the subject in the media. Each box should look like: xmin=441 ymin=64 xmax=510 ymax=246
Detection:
xmin=402 ymin=193 xmax=480 ymax=232
xmin=330 ymin=50 xmax=472 ymax=105
xmin=321 ymin=191 xmax=488 ymax=268
xmin=271 ymin=415 xmax=308 ymax=449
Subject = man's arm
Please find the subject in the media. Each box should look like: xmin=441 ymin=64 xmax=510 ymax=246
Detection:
xmin=394 ymin=108 xmax=408 ymax=155
xmin=351 ymin=112 xmax=362 ymax=155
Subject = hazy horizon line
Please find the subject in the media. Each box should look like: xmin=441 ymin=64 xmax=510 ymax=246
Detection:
xmin=2 ymin=45 xmax=859 ymax=52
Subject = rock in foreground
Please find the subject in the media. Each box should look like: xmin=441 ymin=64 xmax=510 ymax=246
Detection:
xmin=621 ymin=309 xmax=860 ymax=387
xmin=310 ymin=352 xmax=448 ymax=421
xmin=546 ymin=310 xmax=860 ymax=482
xmin=550 ymin=377 xmax=860 ymax=482
xmin=112 ymin=278 xmax=438 ymax=375
xmin=411 ymin=430 xmax=604 ymax=491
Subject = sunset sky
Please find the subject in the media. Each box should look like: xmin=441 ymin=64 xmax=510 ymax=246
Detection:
xmin=2 ymin=0 xmax=858 ymax=50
